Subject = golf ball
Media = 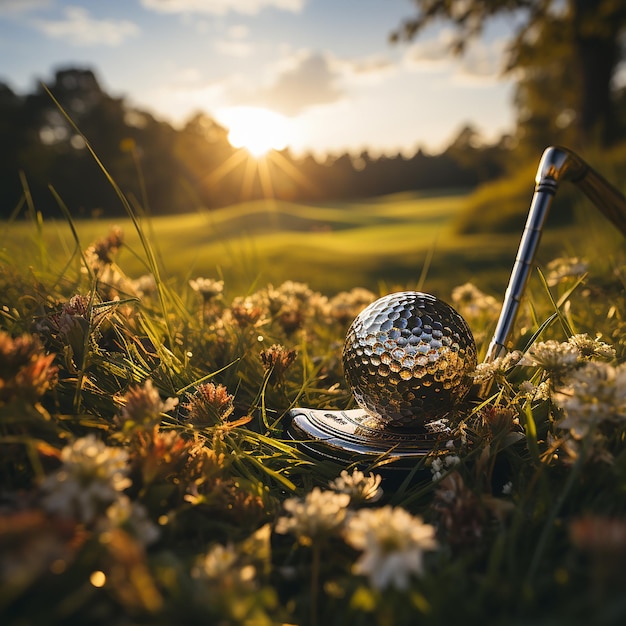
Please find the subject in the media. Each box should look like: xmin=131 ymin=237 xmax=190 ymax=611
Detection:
xmin=342 ymin=291 xmax=477 ymax=428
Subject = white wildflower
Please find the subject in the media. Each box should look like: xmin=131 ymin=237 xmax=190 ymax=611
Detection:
xmin=189 ymin=277 xmax=224 ymax=300
xmin=98 ymin=495 xmax=160 ymax=546
xmin=329 ymin=469 xmax=383 ymax=503
xmin=196 ymin=543 xmax=238 ymax=579
xmin=520 ymin=340 xmax=579 ymax=374
xmin=41 ymin=435 xmax=131 ymax=524
xmin=275 ymin=488 xmax=350 ymax=544
xmin=568 ymin=333 xmax=615 ymax=361
xmin=501 ymin=481 xmax=513 ymax=495
xmin=431 ymin=454 xmax=460 ymax=481
xmin=545 ymin=257 xmax=588 ymax=286
xmin=552 ymin=361 xmax=626 ymax=437
xmin=471 ymin=350 xmax=522 ymax=384
xmin=345 ymin=506 xmax=437 ymax=591
xmin=520 ymin=380 xmax=550 ymax=401
xmin=451 ymin=283 xmax=500 ymax=319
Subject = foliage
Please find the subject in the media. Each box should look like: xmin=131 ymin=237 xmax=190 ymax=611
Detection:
xmin=2 ymin=186 xmax=626 ymax=625
xmin=392 ymin=0 xmax=626 ymax=148
xmin=0 ymin=69 xmax=510 ymax=219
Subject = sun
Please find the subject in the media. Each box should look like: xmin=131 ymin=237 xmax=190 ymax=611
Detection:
xmin=217 ymin=106 xmax=291 ymax=158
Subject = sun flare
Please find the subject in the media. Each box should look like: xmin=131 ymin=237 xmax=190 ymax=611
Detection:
xmin=218 ymin=106 xmax=291 ymax=158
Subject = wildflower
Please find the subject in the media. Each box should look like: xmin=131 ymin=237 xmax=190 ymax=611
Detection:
xmin=230 ymin=297 xmax=265 ymax=327
xmin=189 ymin=277 xmax=224 ymax=301
xmin=129 ymin=427 xmax=197 ymax=486
xmin=567 ymin=333 xmax=615 ymax=361
xmin=130 ymin=274 xmax=157 ymax=297
xmin=98 ymin=495 xmax=159 ymax=546
xmin=260 ymin=344 xmax=297 ymax=385
xmin=432 ymin=472 xmax=485 ymax=549
xmin=545 ymin=256 xmax=588 ymax=286
xmin=501 ymin=481 xmax=513 ymax=495
xmin=185 ymin=382 xmax=235 ymax=426
xmin=328 ymin=469 xmax=383 ymax=504
xmin=344 ymin=505 xmax=437 ymax=591
xmin=197 ymin=542 xmax=239 ymax=579
xmin=451 ymin=282 xmax=500 ymax=319
xmin=430 ymin=454 xmax=460 ymax=481
xmin=552 ymin=361 xmax=626 ymax=437
xmin=519 ymin=340 xmax=579 ymax=374
xmin=0 ymin=331 xmax=57 ymax=404
xmin=119 ymin=379 xmax=178 ymax=429
xmin=41 ymin=435 xmax=131 ymax=524
xmin=275 ymin=488 xmax=350 ymax=545
xmin=327 ymin=288 xmax=376 ymax=325
xmin=520 ymin=380 xmax=550 ymax=401
xmin=471 ymin=350 xmax=522 ymax=385
xmin=82 ymin=227 xmax=124 ymax=278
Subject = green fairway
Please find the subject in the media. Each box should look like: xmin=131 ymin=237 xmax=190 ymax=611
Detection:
xmin=1 ymin=189 xmax=620 ymax=299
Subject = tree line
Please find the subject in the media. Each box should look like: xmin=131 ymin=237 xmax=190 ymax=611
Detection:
xmin=0 ymin=69 xmax=511 ymax=219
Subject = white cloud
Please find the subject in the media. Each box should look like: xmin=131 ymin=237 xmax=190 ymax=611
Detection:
xmin=214 ymin=23 xmax=252 ymax=57
xmin=33 ymin=6 xmax=139 ymax=46
xmin=236 ymin=50 xmax=344 ymax=115
xmin=140 ymin=0 xmax=305 ymax=16
xmin=214 ymin=39 xmax=253 ymax=57
xmin=404 ymin=30 xmax=505 ymax=82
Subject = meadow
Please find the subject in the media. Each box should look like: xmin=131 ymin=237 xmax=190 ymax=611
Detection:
xmin=2 ymin=179 xmax=626 ymax=625
xmin=3 ymin=185 xmax=619 ymax=299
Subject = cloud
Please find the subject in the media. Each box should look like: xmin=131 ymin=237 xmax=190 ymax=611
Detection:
xmin=214 ymin=24 xmax=253 ymax=57
xmin=33 ymin=6 xmax=139 ymax=46
xmin=140 ymin=0 xmax=305 ymax=16
xmin=239 ymin=51 xmax=344 ymax=116
xmin=404 ymin=30 xmax=505 ymax=81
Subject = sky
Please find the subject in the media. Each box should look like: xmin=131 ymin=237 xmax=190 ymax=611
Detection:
xmin=0 ymin=0 xmax=519 ymax=158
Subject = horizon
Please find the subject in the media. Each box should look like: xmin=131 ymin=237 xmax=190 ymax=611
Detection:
xmin=0 ymin=0 xmax=518 ymax=158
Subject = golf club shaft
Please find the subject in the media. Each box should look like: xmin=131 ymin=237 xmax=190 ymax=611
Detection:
xmin=484 ymin=146 xmax=626 ymax=363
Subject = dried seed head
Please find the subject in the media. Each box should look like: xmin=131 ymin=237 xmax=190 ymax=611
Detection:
xmin=186 ymin=382 xmax=235 ymax=426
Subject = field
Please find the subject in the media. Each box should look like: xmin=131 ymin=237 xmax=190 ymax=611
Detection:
xmin=3 ymin=187 xmax=621 ymax=301
xmin=2 ymin=185 xmax=626 ymax=625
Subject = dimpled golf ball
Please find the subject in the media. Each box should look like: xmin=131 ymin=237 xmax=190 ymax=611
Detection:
xmin=342 ymin=291 xmax=477 ymax=428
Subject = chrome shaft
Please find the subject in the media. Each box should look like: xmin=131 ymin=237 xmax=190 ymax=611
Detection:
xmin=484 ymin=146 xmax=626 ymax=363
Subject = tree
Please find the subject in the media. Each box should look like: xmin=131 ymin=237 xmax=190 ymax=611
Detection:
xmin=391 ymin=0 xmax=626 ymax=147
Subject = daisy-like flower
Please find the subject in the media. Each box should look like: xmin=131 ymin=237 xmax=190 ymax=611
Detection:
xmin=197 ymin=543 xmax=238 ymax=578
xmin=545 ymin=256 xmax=588 ymax=287
xmin=327 ymin=288 xmax=376 ymax=325
xmin=41 ymin=435 xmax=131 ymax=524
xmin=567 ymin=333 xmax=615 ymax=361
xmin=189 ymin=277 xmax=224 ymax=301
xmin=119 ymin=379 xmax=178 ymax=429
xmin=275 ymin=488 xmax=350 ymax=545
xmin=552 ymin=361 xmax=626 ymax=437
xmin=98 ymin=495 xmax=160 ymax=546
xmin=519 ymin=340 xmax=579 ymax=374
xmin=471 ymin=350 xmax=522 ymax=385
xmin=328 ymin=469 xmax=383 ymax=504
xmin=344 ymin=506 xmax=437 ymax=591
xmin=451 ymin=282 xmax=500 ymax=319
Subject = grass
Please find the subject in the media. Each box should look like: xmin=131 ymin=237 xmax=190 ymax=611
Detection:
xmin=3 ymin=185 xmax=622 ymax=299
xmin=2 ymin=159 xmax=626 ymax=625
